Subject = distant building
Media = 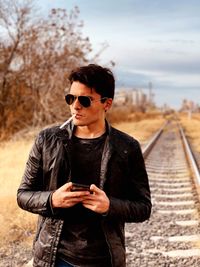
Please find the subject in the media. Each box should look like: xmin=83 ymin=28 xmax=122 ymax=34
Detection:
xmin=114 ymin=90 xmax=127 ymax=105
xmin=180 ymin=99 xmax=200 ymax=112
xmin=114 ymin=88 xmax=152 ymax=111
xmin=131 ymin=89 xmax=147 ymax=106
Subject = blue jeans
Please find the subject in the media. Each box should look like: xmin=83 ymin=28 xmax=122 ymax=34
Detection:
xmin=55 ymin=258 xmax=74 ymax=267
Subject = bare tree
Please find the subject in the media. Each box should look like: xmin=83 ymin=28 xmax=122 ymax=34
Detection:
xmin=0 ymin=0 xmax=34 ymax=131
xmin=0 ymin=0 xmax=97 ymax=138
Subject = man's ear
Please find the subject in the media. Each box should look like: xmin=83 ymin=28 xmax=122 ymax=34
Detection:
xmin=104 ymin=98 xmax=113 ymax=112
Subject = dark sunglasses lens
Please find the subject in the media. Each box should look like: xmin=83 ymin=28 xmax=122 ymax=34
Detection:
xmin=65 ymin=94 xmax=75 ymax=105
xmin=78 ymin=96 xmax=91 ymax=107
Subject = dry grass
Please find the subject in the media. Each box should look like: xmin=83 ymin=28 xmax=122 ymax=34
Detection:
xmin=0 ymin=140 xmax=37 ymax=247
xmin=113 ymin=115 xmax=165 ymax=145
xmin=179 ymin=113 xmax=200 ymax=152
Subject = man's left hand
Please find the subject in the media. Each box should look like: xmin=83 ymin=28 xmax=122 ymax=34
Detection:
xmin=82 ymin=184 xmax=110 ymax=214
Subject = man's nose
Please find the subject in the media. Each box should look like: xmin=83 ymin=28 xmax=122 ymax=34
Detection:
xmin=73 ymin=98 xmax=82 ymax=109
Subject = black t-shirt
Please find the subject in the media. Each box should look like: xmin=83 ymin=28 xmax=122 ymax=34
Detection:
xmin=70 ymin=133 xmax=106 ymax=186
xmin=57 ymin=133 xmax=111 ymax=267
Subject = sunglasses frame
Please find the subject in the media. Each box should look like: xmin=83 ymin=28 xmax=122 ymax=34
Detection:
xmin=65 ymin=94 xmax=108 ymax=108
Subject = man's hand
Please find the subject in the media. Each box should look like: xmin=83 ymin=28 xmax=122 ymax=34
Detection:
xmin=82 ymin=184 xmax=110 ymax=214
xmin=51 ymin=182 xmax=90 ymax=208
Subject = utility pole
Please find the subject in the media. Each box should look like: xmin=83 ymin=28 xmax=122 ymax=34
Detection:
xmin=148 ymin=82 xmax=154 ymax=106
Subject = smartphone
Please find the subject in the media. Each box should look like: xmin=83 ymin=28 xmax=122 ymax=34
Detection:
xmin=71 ymin=183 xmax=91 ymax=192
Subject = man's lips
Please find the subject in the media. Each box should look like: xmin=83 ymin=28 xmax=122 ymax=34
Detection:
xmin=74 ymin=114 xmax=83 ymax=119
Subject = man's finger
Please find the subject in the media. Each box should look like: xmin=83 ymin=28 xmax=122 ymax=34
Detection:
xmin=61 ymin=182 xmax=73 ymax=191
xmin=90 ymin=184 xmax=101 ymax=194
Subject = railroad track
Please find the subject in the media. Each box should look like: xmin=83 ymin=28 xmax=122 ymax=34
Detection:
xmin=126 ymin=120 xmax=200 ymax=267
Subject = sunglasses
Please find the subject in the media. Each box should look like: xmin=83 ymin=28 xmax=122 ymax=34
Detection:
xmin=65 ymin=94 xmax=107 ymax=108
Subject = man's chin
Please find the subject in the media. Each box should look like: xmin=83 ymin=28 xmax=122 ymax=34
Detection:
xmin=73 ymin=120 xmax=86 ymax=127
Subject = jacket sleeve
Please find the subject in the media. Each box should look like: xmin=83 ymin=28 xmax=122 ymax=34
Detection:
xmin=107 ymin=139 xmax=151 ymax=223
xmin=17 ymin=132 xmax=53 ymax=217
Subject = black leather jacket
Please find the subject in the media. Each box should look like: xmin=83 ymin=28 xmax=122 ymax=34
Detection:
xmin=17 ymin=121 xmax=151 ymax=267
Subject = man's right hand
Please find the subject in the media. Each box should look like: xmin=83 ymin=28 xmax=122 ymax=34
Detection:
xmin=51 ymin=182 xmax=90 ymax=208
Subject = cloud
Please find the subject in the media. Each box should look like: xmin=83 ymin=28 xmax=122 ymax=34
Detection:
xmin=114 ymin=67 xmax=200 ymax=108
xmin=38 ymin=0 xmax=200 ymax=108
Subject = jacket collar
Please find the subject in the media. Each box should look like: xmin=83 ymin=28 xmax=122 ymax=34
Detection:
xmin=55 ymin=119 xmax=111 ymax=140
xmin=54 ymin=120 xmax=74 ymax=144
xmin=55 ymin=120 xmax=127 ymax=159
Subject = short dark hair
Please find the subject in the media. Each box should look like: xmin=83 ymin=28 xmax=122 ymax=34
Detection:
xmin=68 ymin=64 xmax=115 ymax=99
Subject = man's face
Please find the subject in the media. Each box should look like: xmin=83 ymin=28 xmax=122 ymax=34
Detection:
xmin=69 ymin=81 xmax=112 ymax=127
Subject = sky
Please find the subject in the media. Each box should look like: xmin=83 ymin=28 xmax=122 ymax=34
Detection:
xmin=37 ymin=0 xmax=200 ymax=109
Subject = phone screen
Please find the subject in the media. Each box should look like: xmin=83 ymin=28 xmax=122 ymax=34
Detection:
xmin=71 ymin=183 xmax=91 ymax=192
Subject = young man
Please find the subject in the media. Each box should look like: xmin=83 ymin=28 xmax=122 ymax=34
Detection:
xmin=17 ymin=64 xmax=151 ymax=267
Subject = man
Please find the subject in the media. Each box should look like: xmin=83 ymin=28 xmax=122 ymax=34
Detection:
xmin=17 ymin=64 xmax=151 ymax=267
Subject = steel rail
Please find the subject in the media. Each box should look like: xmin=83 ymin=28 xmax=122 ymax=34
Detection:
xmin=179 ymin=124 xmax=200 ymax=185
xmin=142 ymin=121 xmax=168 ymax=158
xmin=143 ymin=120 xmax=200 ymax=185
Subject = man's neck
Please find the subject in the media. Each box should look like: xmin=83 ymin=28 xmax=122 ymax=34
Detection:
xmin=74 ymin=123 xmax=106 ymax=139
